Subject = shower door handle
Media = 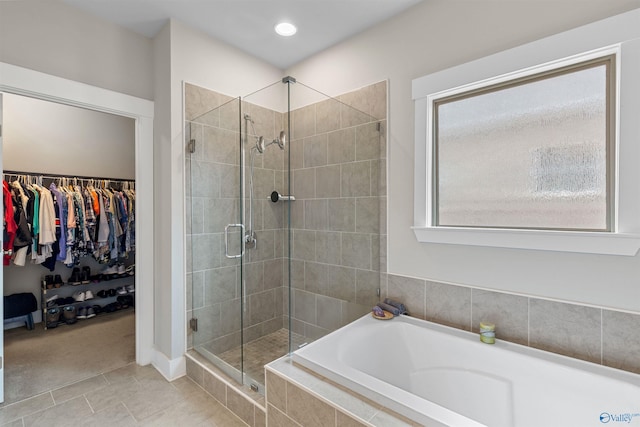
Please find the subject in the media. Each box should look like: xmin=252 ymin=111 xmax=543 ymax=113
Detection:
xmin=224 ymin=224 xmax=246 ymax=259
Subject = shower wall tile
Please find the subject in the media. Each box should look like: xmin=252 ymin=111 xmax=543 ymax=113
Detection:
xmin=355 ymin=197 xmax=379 ymax=234
xmin=203 ymin=126 xmax=239 ymax=165
xmin=472 ymin=289 xmax=528 ymax=345
xmin=264 ymin=258 xmax=284 ymax=291
xmin=246 ymin=103 xmax=276 ymax=139
xmin=305 ymin=262 xmax=328 ymax=295
xmin=190 ymin=160 xmax=220 ymax=199
xmin=219 ymin=298 xmax=241 ymax=336
xmin=316 ymin=98 xmax=342 ymax=134
xmin=293 ymin=229 xmax=316 ymax=261
xmin=316 ymin=165 xmax=341 ymax=198
xmin=189 ymin=197 xmax=204 ymax=234
xmin=317 ymin=295 xmax=344 ymax=330
xmin=327 ymin=198 xmax=355 ymax=232
xmin=339 ymin=92 xmax=373 ymax=128
xmin=263 ymin=147 xmax=284 ymax=171
xmin=289 ymin=197 xmax=304 ymax=229
xmin=205 ymin=266 xmax=238 ymax=305
xmin=305 ymin=199 xmax=328 ymax=231
xmin=253 ymin=229 xmax=276 ymax=261
xmin=603 ymin=310 xmax=640 ymax=374
xmin=292 ymin=104 xmax=316 ymax=139
xmin=293 ymin=290 xmax=316 ymax=324
xmin=341 ymin=161 xmax=371 ymax=197
xmin=293 ymin=168 xmax=316 ymax=199
xmin=218 ymin=98 xmax=240 ymax=133
xmin=316 ymin=232 xmax=342 ymax=265
xmin=218 ymin=164 xmax=239 ymax=199
xmin=303 ymin=134 xmax=328 ymax=168
xmin=262 ymin=200 xmax=283 ymax=231
xmin=192 ymin=304 xmax=222 ymax=343
xmin=249 ymin=289 xmax=276 ymax=326
xmin=341 ymin=233 xmax=371 ymax=270
xmin=204 ymin=198 xmax=237 ymax=233
xmin=185 ymin=83 xmax=224 ymax=123
xmin=355 ymin=270 xmax=379 ymax=307
xmin=327 ymin=265 xmax=356 ymax=302
xmin=370 ymin=81 xmax=388 ymax=121
xmin=355 ymin=122 xmax=381 ymax=161
xmin=191 ymin=271 xmax=204 ymax=311
xmin=290 ymin=139 xmax=304 ymax=170
xmin=290 ymin=259 xmax=305 ymax=290
xmin=253 ymin=167 xmax=276 ymax=201
xmin=530 ymin=299 xmax=601 ymax=364
xmin=327 ymin=128 xmax=356 ymax=165
xmin=244 ymin=261 xmax=264 ymax=295
xmin=191 ymin=234 xmax=221 ymax=271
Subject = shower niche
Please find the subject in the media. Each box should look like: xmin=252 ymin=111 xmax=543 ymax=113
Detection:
xmin=185 ymin=78 xmax=387 ymax=394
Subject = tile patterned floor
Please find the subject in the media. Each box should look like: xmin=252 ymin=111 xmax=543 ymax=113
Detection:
xmin=215 ymin=329 xmax=307 ymax=383
xmin=0 ymin=363 xmax=247 ymax=427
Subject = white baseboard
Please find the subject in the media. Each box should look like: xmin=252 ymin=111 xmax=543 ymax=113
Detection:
xmin=151 ymin=350 xmax=186 ymax=381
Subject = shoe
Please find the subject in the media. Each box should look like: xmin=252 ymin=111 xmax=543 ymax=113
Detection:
xmin=86 ymin=306 xmax=96 ymax=319
xmin=77 ymin=307 xmax=88 ymax=319
xmin=126 ymin=284 xmax=135 ymax=293
xmin=101 ymin=264 xmax=119 ymax=276
xmin=81 ymin=266 xmax=91 ymax=284
xmin=117 ymin=264 xmax=126 ymax=275
xmin=62 ymin=305 xmax=77 ymax=324
xmin=125 ymin=264 xmax=135 ymax=276
xmin=46 ymin=294 xmax=59 ymax=307
xmin=46 ymin=307 xmax=61 ymax=328
xmin=72 ymin=291 xmax=85 ymax=302
xmin=91 ymin=304 xmax=103 ymax=315
xmin=108 ymin=289 xmax=117 ymax=297
xmin=54 ymin=274 xmax=64 ymax=287
xmin=84 ymin=290 xmax=94 ymax=300
xmin=68 ymin=268 xmax=82 ymax=285
xmin=60 ymin=297 xmax=75 ymax=305
xmin=103 ymin=303 xmax=117 ymax=313
xmin=44 ymin=275 xmax=54 ymax=289
xmin=116 ymin=287 xmax=127 ymax=295
xmin=97 ymin=290 xmax=108 ymax=299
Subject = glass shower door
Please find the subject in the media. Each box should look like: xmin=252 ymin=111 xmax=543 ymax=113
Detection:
xmin=187 ymin=94 xmax=245 ymax=384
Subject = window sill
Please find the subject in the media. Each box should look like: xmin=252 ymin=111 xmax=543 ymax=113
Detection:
xmin=412 ymin=226 xmax=640 ymax=256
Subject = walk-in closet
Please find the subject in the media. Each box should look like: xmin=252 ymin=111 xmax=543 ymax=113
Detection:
xmin=1 ymin=93 xmax=137 ymax=405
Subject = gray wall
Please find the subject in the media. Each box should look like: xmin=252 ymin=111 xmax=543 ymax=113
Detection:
xmin=0 ymin=0 xmax=153 ymax=100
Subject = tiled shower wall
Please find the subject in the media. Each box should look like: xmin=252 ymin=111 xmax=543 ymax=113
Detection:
xmin=184 ymin=80 xmax=388 ymax=352
xmin=185 ymin=83 xmax=287 ymax=354
xmin=384 ymin=273 xmax=640 ymax=374
xmin=287 ymin=81 xmax=387 ymax=341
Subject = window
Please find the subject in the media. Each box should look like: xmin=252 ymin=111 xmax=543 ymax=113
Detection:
xmin=434 ymin=57 xmax=614 ymax=232
xmin=412 ymin=12 xmax=640 ymax=255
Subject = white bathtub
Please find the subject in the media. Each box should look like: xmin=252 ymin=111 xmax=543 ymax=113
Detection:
xmin=292 ymin=314 xmax=640 ymax=427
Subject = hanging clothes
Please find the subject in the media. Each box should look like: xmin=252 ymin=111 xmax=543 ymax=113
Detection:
xmin=1 ymin=173 xmax=135 ymax=269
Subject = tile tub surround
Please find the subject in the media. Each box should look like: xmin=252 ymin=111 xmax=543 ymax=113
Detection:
xmin=265 ymin=357 xmax=423 ymax=427
xmin=385 ymin=272 xmax=640 ymax=375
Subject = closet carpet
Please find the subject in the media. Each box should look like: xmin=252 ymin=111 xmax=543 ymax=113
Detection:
xmin=3 ymin=309 xmax=135 ymax=406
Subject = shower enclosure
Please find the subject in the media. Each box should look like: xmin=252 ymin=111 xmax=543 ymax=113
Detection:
xmin=185 ymin=78 xmax=386 ymax=394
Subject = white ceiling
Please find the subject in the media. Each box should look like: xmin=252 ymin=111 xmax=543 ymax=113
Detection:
xmin=62 ymin=0 xmax=424 ymax=69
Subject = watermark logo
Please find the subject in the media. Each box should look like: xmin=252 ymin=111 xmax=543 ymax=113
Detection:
xmin=600 ymin=411 xmax=640 ymax=424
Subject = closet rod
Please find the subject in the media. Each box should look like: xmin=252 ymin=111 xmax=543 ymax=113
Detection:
xmin=2 ymin=170 xmax=134 ymax=183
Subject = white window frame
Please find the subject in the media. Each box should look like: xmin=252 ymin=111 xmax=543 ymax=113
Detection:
xmin=412 ymin=9 xmax=640 ymax=256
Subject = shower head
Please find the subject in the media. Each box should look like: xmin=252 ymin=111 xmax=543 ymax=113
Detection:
xmin=254 ymin=131 xmax=286 ymax=154
xmin=274 ymin=131 xmax=286 ymax=150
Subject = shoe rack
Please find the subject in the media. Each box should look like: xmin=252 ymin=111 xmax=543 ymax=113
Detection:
xmin=41 ymin=269 xmax=135 ymax=330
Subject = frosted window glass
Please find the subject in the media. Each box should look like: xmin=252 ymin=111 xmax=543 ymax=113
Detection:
xmin=435 ymin=62 xmax=610 ymax=231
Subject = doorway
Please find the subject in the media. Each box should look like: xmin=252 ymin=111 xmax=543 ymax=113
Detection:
xmin=0 ymin=61 xmax=154 ymax=404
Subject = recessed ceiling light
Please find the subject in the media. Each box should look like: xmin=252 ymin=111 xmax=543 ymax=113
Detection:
xmin=275 ymin=22 xmax=297 ymax=37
